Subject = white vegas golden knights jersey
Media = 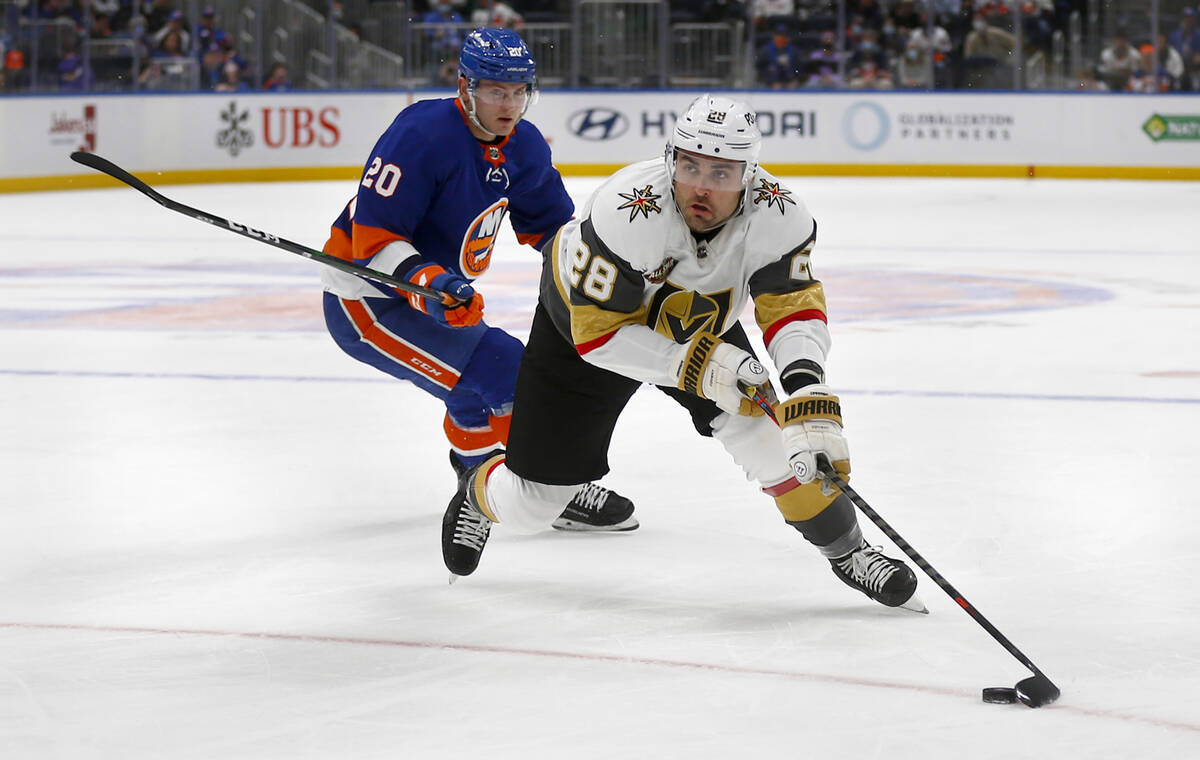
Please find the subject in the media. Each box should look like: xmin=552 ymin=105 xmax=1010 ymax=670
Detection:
xmin=539 ymin=158 xmax=833 ymax=388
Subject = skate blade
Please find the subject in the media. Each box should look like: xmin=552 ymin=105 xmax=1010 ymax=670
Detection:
xmin=448 ymin=573 xmax=460 ymax=585
xmin=550 ymin=517 xmax=640 ymax=532
xmin=899 ymin=592 xmax=929 ymax=614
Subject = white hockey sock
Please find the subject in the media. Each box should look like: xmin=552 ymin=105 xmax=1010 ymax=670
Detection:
xmin=485 ymin=465 xmax=580 ymax=534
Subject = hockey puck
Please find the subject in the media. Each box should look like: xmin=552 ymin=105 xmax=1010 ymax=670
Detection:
xmin=982 ymin=687 xmax=1019 ymax=704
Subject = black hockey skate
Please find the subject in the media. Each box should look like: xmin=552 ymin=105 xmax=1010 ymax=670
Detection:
xmin=450 ymin=451 xmax=638 ymax=533
xmin=830 ymin=540 xmax=923 ymax=610
xmin=442 ymin=462 xmax=494 ymax=580
xmin=552 ymin=483 xmax=639 ymax=532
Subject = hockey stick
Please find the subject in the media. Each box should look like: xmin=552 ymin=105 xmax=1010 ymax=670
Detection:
xmin=68 ymin=151 xmax=461 ymax=305
xmin=740 ymin=384 xmax=1060 ymax=707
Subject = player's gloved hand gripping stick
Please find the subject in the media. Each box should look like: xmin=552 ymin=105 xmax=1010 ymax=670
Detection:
xmin=739 ymin=381 xmax=1061 ymax=709
xmin=69 ymin=152 xmax=466 ymax=307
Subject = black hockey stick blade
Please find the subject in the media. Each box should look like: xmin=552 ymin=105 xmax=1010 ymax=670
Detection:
xmin=1015 ymin=673 xmax=1061 ymax=708
xmin=68 ymin=151 xmax=462 ymax=305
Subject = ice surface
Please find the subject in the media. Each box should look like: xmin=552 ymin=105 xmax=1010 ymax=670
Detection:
xmin=2 ymin=175 xmax=1199 ymax=758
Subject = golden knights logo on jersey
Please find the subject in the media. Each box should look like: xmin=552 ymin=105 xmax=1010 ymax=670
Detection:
xmin=616 ymin=185 xmax=663 ymax=222
xmin=753 ymin=179 xmax=796 ymax=215
xmin=647 ymin=282 xmax=733 ymax=343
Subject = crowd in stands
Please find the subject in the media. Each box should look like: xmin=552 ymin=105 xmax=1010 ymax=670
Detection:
xmin=746 ymin=0 xmax=1200 ymax=91
xmin=2 ymin=1 xmax=281 ymax=92
xmin=3 ymin=0 xmax=1199 ymax=93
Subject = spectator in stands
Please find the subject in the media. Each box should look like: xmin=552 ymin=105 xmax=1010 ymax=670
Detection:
xmin=909 ymin=14 xmax=952 ymax=57
xmin=809 ymin=30 xmax=841 ymax=70
xmin=908 ymin=15 xmax=951 ymax=87
xmin=1018 ymin=1 xmax=1054 ymax=56
xmin=848 ymin=28 xmax=888 ymax=71
xmin=263 ymin=61 xmax=291 ymax=91
xmin=803 ymin=64 xmax=842 ymax=89
xmin=214 ymin=59 xmax=249 ymax=92
xmin=57 ymin=40 xmax=91 ymax=91
xmin=142 ymin=0 xmax=173 ymax=36
xmin=1097 ymin=27 xmax=1139 ymax=91
xmin=897 ymin=35 xmax=932 ymax=88
xmin=424 ymin=2 xmax=465 ymax=64
xmin=4 ymin=46 xmax=26 ymax=92
xmin=151 ymin=10 xmax=190 ymax=51
xmin=1169 ymin=7 xmax=1200 ymax=91
xmin=757 ymin=24 xmax=803 ymax=89
xmin=1130 ymin=38 xmax=1184 ymax=92
xmin=848 ymin=59 xmax=894 ymax=89
xmin=471 ymin=0 xmax=523 ymax=29
xmin=195 ymin=7 xmax=224 ymax=55
xmin=91 ymin=13 xmax=116 ymax=40
xmin=879 ymin=17 xmax=907 ymax=60
xmin=963 ymin=11 xmax=1014 ymax=60
xmin=962 ymin=10 xmax=1014 ymax=87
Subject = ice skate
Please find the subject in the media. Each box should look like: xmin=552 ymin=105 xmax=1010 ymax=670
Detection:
xmin=441 ymin=462 xmax=494 ymax=581
xmin=552 ymin=482 xmax=639 ymax=532
xmin=831 ymin=540 xmax=926 ymax=612
xmin=451 ymin=451 xmax=638 ymax=533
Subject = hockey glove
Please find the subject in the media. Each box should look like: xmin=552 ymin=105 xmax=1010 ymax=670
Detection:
xmin=776 ymin=384 xmax=850 ymax=484
xmin=405 ymin=264 xmax=484 ymax=328
xmin=675 ymin=333 xmax=771 ymax=417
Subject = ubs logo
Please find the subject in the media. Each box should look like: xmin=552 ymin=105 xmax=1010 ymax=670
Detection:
xmin=568 ymin=108 xmax=629 ymax=141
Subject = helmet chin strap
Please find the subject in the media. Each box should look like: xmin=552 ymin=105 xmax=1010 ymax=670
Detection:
xmin=459 ymin=90 xmax=499 ymax=139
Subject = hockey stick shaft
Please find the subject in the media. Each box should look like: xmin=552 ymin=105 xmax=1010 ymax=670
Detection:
xmin=819 ymin=464 xmax=1056 ymax=684
xmin=741 ymin=384 xmax=1056 ymax=684
xmin=68 ymin=151 xmax=461 ymax=305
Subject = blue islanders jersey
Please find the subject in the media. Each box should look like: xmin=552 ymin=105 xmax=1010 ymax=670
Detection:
xmin=321 ymin=97 xmax=574 ymax=299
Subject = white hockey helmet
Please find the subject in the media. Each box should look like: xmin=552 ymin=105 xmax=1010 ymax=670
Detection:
xmin=665 ymin=94 xmax=762 ymax=188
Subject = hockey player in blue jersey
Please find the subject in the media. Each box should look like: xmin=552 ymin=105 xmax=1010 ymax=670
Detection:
xmin=321 ymin=28 xmax=637 ymax=531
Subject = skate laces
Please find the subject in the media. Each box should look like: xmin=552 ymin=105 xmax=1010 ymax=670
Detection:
xmin=572 ymin=482 xmax=609 ymax=512
xmin=839 ymin=544 xmax=898 ymax=593
xmin=453 ymin=504 xmax=491 ymax=550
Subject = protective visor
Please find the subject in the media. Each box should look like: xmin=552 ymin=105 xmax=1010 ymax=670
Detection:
xmin=471 ymin=82 xmax=535 ymax=107
xmin=672 ymin=150 xmax=748 ymax=193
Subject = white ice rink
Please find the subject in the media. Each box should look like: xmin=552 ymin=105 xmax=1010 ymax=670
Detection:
xmin=2 ymin=173 xmax=1199 ymax=758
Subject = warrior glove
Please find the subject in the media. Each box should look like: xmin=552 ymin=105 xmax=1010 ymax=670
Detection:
xmin=405 ymin=264 xmax=484 ymax=328
xmin=776 ymin=384 xmax=850 ymax=484
xmin=675 ymin=333 xmax=771 ymax=417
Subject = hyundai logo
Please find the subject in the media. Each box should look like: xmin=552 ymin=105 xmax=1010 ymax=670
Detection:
xmin=568 ymin=108 xmax=629 ymax=141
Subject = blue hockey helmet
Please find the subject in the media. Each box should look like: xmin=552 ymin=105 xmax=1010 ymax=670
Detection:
xmin=457 ymin=28 xmax=538 ymax=137
xmin=458 ymin=28 xmax=537 ymax=86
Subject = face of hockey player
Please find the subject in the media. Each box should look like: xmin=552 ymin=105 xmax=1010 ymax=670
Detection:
xmin=672 ymin=150 xmax=746 ymax=233
xmin=459 ymin=78 xmax=530 ymax=139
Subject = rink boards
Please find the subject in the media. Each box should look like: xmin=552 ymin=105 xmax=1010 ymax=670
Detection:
xmin=2 ymin=89 xmax=1198 ymax=192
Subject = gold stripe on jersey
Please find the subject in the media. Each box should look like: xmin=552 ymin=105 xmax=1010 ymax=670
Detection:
xmin=772 ymin=478 xmax=840 ymax=522
xmin=549 ymin=228 xmax=651 ymax=349
xmin=571 ymin=301 xmax=651 ymax=349
xmin=753 ymin=281 xmax=828 ymax=333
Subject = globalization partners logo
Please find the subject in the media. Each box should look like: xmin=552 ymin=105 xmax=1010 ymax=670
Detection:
xmin=842 ymin=101 xmax=890 ymax=151
xmin=568 ymin=107 xmax=630 ymax=141
xmin=1142 ymin=113 xmax=1200 ymax=142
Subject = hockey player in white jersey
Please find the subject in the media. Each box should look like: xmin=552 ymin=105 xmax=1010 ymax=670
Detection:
xmin=441 ymin=94 xmax=922 ymax=611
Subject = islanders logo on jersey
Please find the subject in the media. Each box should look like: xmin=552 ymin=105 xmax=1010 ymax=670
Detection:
xmin=647 ymin=282 xmax=733 ymax=343
xmin=460 ymin=199 xmax=509 ymax=278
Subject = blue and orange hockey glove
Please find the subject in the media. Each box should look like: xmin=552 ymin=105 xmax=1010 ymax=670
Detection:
xmin=404 ymin=264 xmax=485 ymax=328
